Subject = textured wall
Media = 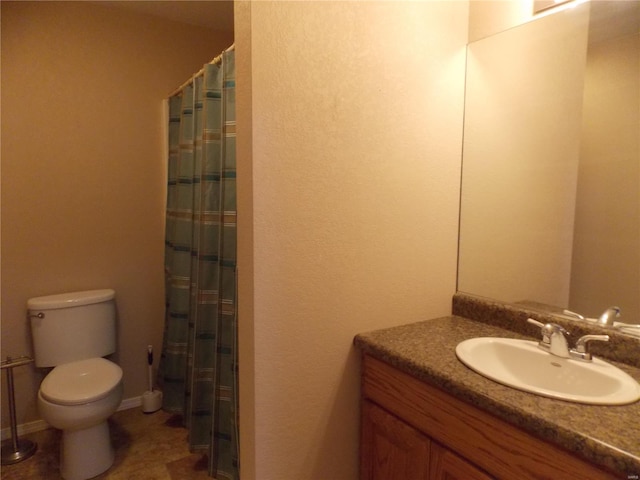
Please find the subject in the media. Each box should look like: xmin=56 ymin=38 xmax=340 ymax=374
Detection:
xmin=236 ymin=1 xmax=468 ymax=478
xmin=1 ymin=1 xmax=232 ymax=430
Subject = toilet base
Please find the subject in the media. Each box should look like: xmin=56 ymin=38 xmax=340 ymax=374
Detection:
xmin=60 ymin=421 xmax=114 ymax=480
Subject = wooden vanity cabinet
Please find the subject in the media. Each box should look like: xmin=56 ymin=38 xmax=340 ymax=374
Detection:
xmin=361 ymin=400 xmax=430 ymax=480
xmin=360 ymin=354 xmax=619 ymax=480
xmin=362 ymin=399 xmax=492 ymax=480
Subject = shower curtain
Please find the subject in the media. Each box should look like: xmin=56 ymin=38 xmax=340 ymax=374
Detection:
xmin=159 ymin=50 xmax=238 ymax=480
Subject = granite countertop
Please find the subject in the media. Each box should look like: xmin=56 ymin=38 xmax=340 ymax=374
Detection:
xmin=354 ymin=315 xmax=640 ymax=477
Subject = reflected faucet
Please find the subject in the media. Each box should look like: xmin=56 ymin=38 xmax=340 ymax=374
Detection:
xmin=597 ymin=306 xmax=621 ymax=327
xmin=595 ymin=306 xmax=640 ymax=331
xmin=561 ymin=306 xmax=640 ymax=331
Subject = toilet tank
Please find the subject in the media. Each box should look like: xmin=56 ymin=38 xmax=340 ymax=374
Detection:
xmin=28 ymin=289 xmax=117 ymax=367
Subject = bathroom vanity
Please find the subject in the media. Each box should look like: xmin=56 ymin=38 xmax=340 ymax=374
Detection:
xmin=354 ymin=295 xmax=640 ymax=480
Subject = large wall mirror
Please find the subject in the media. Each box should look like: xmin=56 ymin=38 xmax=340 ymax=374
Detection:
xmin=458 ymin=1 xmax=639 ymax=328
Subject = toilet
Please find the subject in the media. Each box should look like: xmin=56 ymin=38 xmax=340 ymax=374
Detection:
xmin=28 ymin=289 xmax=123 ymax=480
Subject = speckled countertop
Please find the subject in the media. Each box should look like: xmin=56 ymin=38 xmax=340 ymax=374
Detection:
xmin=354 ymin=315 xmax=640 ymax=477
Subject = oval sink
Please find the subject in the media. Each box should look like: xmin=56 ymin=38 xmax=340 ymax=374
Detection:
xmin=456 ymin=337 xmax=640 ymax=405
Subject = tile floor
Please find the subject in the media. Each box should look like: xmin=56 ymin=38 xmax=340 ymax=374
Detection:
xmin=0 ymin=408 xmax=211 ymax=479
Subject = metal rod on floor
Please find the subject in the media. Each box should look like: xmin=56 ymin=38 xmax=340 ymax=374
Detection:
xmin=1 ymin=356 xmax=37 ymax=465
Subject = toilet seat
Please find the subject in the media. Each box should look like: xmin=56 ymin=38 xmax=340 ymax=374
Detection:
xmin=40 ymin=358 xmax=122 ymax=406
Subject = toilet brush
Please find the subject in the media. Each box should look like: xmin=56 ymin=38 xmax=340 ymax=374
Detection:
xmin=141 ymin=345 xmax=162 ymax=413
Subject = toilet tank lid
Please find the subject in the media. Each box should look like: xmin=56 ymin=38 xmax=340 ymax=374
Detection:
xmin=27 ymin=289 xmax=115 ymax=310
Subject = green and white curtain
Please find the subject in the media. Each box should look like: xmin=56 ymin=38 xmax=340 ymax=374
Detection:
xmin=159 ymin=50 xmax=238 ymax=480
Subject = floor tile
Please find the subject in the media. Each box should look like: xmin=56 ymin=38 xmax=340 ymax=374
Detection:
xmin=0 ymin=408 xmax=208 ymax=480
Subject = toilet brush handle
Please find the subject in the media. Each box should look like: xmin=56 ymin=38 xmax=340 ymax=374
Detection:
xmin=147 ymin=345 xmax=153 ymax=392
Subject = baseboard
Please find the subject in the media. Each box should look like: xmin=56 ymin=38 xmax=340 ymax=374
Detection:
xmin=1 ymin=396 xmax=144 ymax=441
xmin=0 ymin=418 xmax=49 ymax=442
xmin=117 ymin=395 xmax=142 ymax=411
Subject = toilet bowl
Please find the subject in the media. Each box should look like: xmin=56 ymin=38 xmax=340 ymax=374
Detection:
xmin=37 ymin=358 xmax=123 ymax=480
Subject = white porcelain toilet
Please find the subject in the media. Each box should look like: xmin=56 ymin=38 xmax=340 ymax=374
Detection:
xmin=28 ymin=289 xmax=123 ymax=480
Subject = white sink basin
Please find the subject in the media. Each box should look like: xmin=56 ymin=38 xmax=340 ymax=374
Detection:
xmin=456 ymin=337 xmax=640 ymax=405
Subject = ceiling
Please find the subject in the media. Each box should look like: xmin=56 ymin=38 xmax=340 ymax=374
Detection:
xmin=99 ymin=1 xmax=234 ymax=32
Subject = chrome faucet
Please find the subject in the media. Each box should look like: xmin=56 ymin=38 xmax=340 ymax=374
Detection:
xmin=528 ymin=319 xmax=571 ymax=357
xmin=527 ymin=318 xmax=609 ymax=361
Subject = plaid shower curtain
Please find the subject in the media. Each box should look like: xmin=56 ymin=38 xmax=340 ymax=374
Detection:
xmin=159 ymin=50 xmax=238 ymax=480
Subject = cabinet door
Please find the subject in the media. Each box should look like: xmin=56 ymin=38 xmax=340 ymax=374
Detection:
xmin=430 ymin=442 xmax=495 ymax=480
xmin=361 ymin=400 xmax=430 ymax=480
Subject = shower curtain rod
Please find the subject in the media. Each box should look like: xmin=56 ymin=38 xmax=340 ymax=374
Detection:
xmin=168 ymin=43 xmax=235 ymax=98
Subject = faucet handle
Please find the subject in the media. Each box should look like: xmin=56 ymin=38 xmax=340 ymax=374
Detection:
xmin=527 ymin=318 xmax=549 ymax=342
xmin=527 ymin=318 xmax=569 ymax=341
xmin=527 ymin=318 xmax=544 ymax=329
xmin=573 ymin=334 xmax=610 ymax=361
xmin=562 ymin=309 xmax=585 ymax=321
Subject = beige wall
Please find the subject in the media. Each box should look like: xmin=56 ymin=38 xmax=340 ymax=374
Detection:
xmin=1 ymin=1 xmax=233 ymax=430
xmin=236 ymin=1 xmax=468 ymax=478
